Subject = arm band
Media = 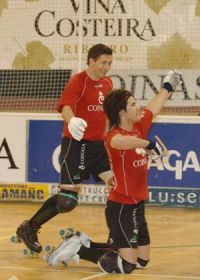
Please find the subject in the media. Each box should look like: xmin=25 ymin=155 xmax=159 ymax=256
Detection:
xmin=146 ymin=140 xmax=155 ymax=150
xmin=163 ymin=82 xmax=173 ymax=93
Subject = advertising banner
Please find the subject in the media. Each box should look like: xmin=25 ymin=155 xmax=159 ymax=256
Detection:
xmin=28 ymin=119 xmax=200 ymax=187
xmin=1 ymin=0 xmax=200 ymax=72
xmin=0 ymin=116 xmax=26 ymax=182
xmin=49 ymin=184 xmax=109 ymax=205
xmin=109 ymin=70 xmax=200 ymax=108
xmin=147 ymin=121 xmax=200 ymax=207
xmin=28 ymin=118 xmax=200 ymax=207
xmin=148 ymin=122 xmax=200 ymax=188
xmin=0 ymin=183 xmax=49 ymax=202
xmin=49 ymin=184 xmax=200 ymax=208
xmin=28 ymin=120 xmax=63 ymax=183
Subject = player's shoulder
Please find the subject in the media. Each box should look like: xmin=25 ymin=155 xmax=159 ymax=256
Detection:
xmin=135 ymin=109 xmax=153 ymax=126
xmin=134 ymin=108 xmax=153 ymax=136
xmin=143 ymin=108 xmax=153 ymax=117
xmin=70 ymin=70 xmax=86 ymax=81
xmin=68 ymin=71 xmax=87 ymax=86
xmin=106 ymin=127 xmax=121 ymax=142
xmin=100 ymin=76 xmax=113 ymax=88
xmin=102 ymin=76 xmax=112 ymax=83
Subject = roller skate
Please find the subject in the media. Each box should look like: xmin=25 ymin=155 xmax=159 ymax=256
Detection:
xmin=59 ymin=227 xmax=91 ymax=248
xmin=44 ymin=228 xmax=91 ymax=266
xmin=43 ymin=228 xmax=75 ymax=265
xmin=11 ymin=220 xmax=42 ymax=256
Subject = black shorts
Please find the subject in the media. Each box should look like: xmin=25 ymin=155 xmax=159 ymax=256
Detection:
xmin=105 ymin=200 xmax=150 ymax=249
xmin=60 ymin=137 xmax=110 ymax=185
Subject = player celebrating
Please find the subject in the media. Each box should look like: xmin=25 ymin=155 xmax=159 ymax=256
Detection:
xmin=15 ymin=44 xmax=113 ymax=253
xmin=44 ymin=70 xmax=181 ymax=274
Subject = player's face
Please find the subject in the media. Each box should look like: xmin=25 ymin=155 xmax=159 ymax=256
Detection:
xmin=89 ymin=54 xmax=112 ymax=80
xmin=125 ymin=96 xmax=143 ymax=123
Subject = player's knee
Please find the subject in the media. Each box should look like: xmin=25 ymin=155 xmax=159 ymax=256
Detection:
xmin=56 ymin=191 xmax=78 ymax=213
xmin=98 ymin=251 xmax=136 ymax=274
xmin=136 ymin=258 xmax=149 ymax=269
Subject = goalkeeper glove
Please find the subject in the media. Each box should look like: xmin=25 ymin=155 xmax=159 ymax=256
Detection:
xmin=68 ymin=117 xmax=87 ymax=141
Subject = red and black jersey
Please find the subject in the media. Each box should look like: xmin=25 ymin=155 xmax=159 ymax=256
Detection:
xmin=105 ymin=109 xmax=153 ymax=204
xmin=57 ymin=70 xmax=113 ymax=141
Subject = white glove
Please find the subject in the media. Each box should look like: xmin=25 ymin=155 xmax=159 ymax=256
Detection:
xmin=163 ymin=69 xmax=181 ymax=92
xmin=146 ymin=141 xmax=164 ymax=161
xmin=68 ymin=117 xmax=87 ymax=141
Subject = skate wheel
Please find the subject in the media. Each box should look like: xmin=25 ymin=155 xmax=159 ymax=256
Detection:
xmin=10 ymin=235 xmax=20 ymax=243
xmin=23 ymin=248 xmax=38 ymax=257
xmin=45 ymin=245 xmax=55 ymax=253
xmin=23 ymin=248 xmax=32 ymax=256
xmin=59 ymin=228 xmax=74 ymax=239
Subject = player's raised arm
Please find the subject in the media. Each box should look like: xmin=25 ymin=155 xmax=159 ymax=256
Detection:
xmin=110 ymin=134 xmax=150 ymax=150
xmin=146 ymin=69 xmax=181 ymax=117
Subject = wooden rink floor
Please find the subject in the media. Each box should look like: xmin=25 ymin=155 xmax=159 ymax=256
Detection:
xmin=1 ymin=202 xmax=200 ymax=280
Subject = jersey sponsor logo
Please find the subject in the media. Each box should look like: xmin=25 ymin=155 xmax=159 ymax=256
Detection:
xmin=132 ymin=157 xmax=148 ymax=167
xmin=98 ymin=91 xmax=104 ymax=104
xmin=78 ymin=165 xmax=85 ymax=170
xmin=73 ymin=171 xmax=81 ymax=180
xmin=87 ymin=104 xmax=103 ymax=111
xmin=87 ymin=91 xmax=104 ymax=111
xmin=130 ymin=229 xmax=138 ymax=243
xmin=130 ymin=208 xmax=138 ymax=243
xmin=79 ymin=143 xmax=86 ymax=169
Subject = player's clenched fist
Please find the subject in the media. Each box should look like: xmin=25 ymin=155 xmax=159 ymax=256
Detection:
xmin=163 ymin=69 xmax=181 ymax=93
xmin=68 ymin=117 xmax=87 ymax=141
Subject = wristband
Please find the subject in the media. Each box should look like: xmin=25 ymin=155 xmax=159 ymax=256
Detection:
xmin=163 ymin=82 xmax=173 ymax=93
xmin=146 ymin=140 xmax=156 ymax=150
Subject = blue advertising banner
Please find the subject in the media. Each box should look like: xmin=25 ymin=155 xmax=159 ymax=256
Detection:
xmin=28 ymin=119 xmax=200 ymax=207
xmin=148 ymin=123 xmax=200 ymax=188
xmin=28 ymin=120 xmax=63 ymax=183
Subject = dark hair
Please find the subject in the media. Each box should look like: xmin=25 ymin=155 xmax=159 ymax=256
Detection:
xmin=103 ymin=89 xmax=132 ymax=126
xmin=87 ymin=44 xmax=113 ymax=65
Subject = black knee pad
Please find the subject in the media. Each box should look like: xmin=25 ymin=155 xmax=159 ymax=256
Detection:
xmin=98 ymin=251 xmax=136 ymax=274
xmin=136 ymin=258 xmax=149 ymax=269
xmin=56 ymin=191 xmax=78 ymax=213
